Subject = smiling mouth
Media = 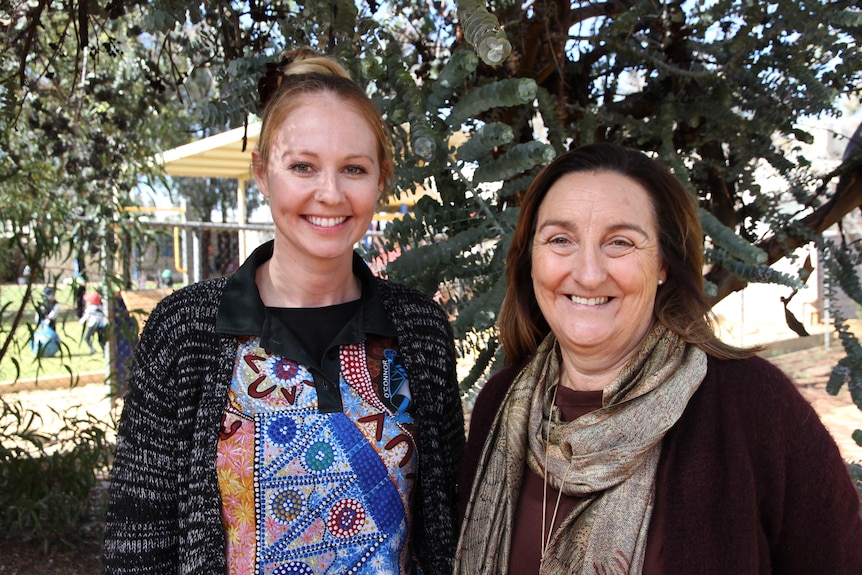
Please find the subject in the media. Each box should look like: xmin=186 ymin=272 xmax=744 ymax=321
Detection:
xmin=306 ymin=215 xmax=349 ymax=227
xmin=569 ymin=295 xmax=610 ymax=305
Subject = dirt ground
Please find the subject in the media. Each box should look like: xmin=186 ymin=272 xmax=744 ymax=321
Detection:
xmin=0 ymin=540 xmax=102 ymax=575
xmin=1 ymin=343 xmax=860 ymax=574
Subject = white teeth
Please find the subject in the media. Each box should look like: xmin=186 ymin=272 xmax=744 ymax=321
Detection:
xmin=569 ymin=295 xmax=609 ymax=306
xmin=307 ymin=216 xmax=347 ymax=227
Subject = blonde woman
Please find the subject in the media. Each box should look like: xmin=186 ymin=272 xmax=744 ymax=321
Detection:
xmin=104 ymin=48 xmax=463 ymax=575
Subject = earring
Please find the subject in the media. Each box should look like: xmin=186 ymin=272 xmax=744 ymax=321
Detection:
xmin=658 ymin=279 xmax=665 ymax=285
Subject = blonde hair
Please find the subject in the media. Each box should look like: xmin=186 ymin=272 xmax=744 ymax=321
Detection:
xmin=254 ymin=48 xmax=394 ymax=193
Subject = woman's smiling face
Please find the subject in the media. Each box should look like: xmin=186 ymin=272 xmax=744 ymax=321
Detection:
xmin=531 ymin=170 xmax=666 ymax=369
xmin=253 ymin=92 xmax=383 ymax=265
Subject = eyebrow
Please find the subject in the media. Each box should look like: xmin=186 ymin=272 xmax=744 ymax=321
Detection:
xmin=277 ymin=149 xmax=376 ymax=163
xmin=537 ymin=219 xmax=650 ymax=237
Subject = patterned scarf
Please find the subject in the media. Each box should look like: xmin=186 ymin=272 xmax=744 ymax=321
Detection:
xmin=455 ymin=324 xmax=707 ymax=574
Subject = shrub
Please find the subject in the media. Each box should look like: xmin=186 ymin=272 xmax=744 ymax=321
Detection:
xmin=0 ymin=398 xmax=115 ymax=549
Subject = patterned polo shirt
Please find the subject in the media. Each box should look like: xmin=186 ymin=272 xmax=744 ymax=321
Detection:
xmin=215 ymin=245 xmax=418 ymax=575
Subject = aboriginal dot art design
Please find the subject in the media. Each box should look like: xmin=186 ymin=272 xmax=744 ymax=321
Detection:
xmin=217 ymin=336 xmax=418 ymax=575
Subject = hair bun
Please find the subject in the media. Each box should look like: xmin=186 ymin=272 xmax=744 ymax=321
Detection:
xmin=257 ymin=48 xmax=352 ymax=110
xmin=257 ymin=57 xmax=292 ymax=110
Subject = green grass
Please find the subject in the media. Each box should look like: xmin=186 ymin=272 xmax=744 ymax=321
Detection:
xmin=0 ymin=283 xmax=107 ymax=384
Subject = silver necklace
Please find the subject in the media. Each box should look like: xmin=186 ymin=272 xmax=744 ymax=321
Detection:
xmin=540 ymin=382 xmax=574 ymax=569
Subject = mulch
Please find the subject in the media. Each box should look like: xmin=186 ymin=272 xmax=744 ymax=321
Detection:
xmin=0 ymin=539 xmax=102 ymax=575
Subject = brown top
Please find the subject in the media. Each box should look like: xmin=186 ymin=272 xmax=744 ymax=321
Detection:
xmin=508 ymin=387 xmax=603 ymax=574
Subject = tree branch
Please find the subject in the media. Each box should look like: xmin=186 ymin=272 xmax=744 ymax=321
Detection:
xmin=706 ymin=168 xmax=862 ymax=305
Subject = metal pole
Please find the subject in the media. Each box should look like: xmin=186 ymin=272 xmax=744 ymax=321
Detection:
xmin=237 ymin=179 xmax=248 ymax=262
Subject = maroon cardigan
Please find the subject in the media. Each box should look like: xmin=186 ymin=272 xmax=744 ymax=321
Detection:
xmin=460 ymin=354 xmax=862 ymax=573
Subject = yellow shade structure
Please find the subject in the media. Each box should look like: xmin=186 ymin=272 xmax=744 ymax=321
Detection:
xmin=153 ymin=122 xmax=261 ymax=261
xmin=156 ymin=122 xmax=260 ymax=180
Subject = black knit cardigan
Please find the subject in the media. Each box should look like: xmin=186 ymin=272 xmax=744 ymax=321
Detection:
xmin=102 ymin=275 xmax=464 ymax=575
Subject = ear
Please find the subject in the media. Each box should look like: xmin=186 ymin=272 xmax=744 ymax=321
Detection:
xmin=252 ymin=150 xmax=270 ymax=198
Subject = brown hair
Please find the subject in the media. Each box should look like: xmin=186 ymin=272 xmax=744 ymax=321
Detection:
xmin=254 ymin=47 xmax=394 ymax=193
xmin=497 ymin=142 xmax=759 ymax=365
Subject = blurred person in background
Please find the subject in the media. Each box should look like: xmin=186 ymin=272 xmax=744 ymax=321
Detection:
xmin=35 ymin=286 xmax=60 ymax=330
xmin=78 ymin=291 xmax=105 ymax=355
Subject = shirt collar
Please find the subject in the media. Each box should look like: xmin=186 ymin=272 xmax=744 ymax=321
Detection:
xmin=216 ymin=239 xmax=394 ymax=338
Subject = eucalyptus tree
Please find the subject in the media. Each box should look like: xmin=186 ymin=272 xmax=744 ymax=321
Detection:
xmin=137 ymin=0 xmax=862 ymax=406
xmin=0 ymin=2 xmax=194 ymax=372
xmin=5 ymin=2 xmax=862 ymax=434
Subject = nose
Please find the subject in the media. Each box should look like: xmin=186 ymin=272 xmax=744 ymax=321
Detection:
xmin=572 ymin=244 xmax=606 ymax=288
xmin=314 ymin=171 xmax=344 ymax=204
